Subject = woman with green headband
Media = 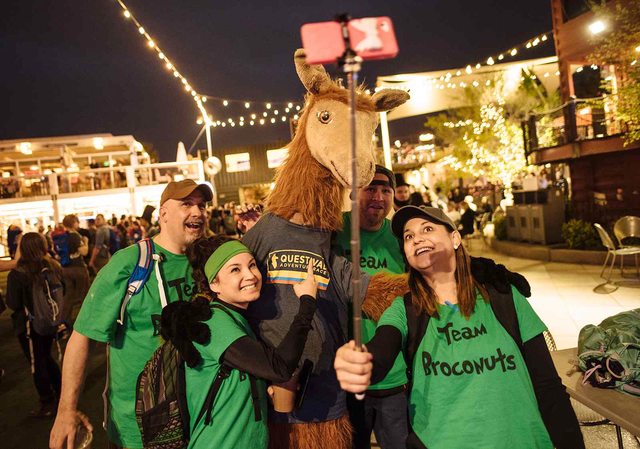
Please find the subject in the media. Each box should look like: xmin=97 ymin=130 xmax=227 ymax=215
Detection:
xmin=177 ymin=235 xmax=317 ymax=449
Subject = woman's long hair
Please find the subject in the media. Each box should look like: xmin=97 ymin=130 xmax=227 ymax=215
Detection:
xmin=186 ymin=235 xmax=236 ymax=298
xmin=405 ymin=241 xmax=487 ymax=319
xmin=16 ymin=232 xmax=61 ymax=280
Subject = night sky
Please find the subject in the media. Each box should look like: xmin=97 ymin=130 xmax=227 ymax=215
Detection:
xmin=1 ymin=0 xmax=554 ymax=161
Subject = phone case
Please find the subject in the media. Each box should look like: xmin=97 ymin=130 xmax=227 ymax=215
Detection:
xmin=300 ymin=22 xmax=345 ymax=65
xmin=301 ymin=17 xmax=398 ymax=65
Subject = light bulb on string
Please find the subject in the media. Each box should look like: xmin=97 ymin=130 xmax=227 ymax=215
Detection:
xmin=138 ymin=26 xmax=145 ymax=34
xmin=266 ymin=103 xmax=272 ymax=109
xmin=123 ymin=10 xmax=131 ymax=18
xmin=245 ymin=102 xmax=250 ymax=108
xmin=270 ymin=118 xmax=276 ymax=123
xmin=287 ymin=102 xmax=293 ymax=108
xmin=223 ymin=100 xmax=229 ymax=106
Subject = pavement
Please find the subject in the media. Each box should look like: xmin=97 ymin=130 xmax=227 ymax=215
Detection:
xmin=0 ymin=241 xmax=639 ymax=449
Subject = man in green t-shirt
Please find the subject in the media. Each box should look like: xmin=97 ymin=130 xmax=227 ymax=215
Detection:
xmin=334 ymin=165 xmax=407 ymax=449
xmin=49 ymin=179 xmax=213 ymax=449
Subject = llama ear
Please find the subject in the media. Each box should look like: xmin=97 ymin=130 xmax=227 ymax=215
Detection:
xmin=371 ymin=89 xmax=410 ymax=112
xmin=294 ymin=48 xmax=333 ymax=95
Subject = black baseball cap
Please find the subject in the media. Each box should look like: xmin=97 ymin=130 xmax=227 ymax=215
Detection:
xmin=371 ymin=165 xmax=395 ymax=190
xmin=391 ymin=205 xmax=457 ymax=238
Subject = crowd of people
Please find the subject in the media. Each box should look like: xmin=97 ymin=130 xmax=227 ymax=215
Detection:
xmin=391 ymin=175 xmax=496 ymax=239
xmin=0 ymin=175 xmax=584 ymax=449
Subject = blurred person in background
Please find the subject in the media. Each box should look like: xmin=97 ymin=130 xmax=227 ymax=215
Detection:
xmin=6 ymin=232 xmax=64 ymax=418
xmin=88 ymin=214 xmax=110 ymax=273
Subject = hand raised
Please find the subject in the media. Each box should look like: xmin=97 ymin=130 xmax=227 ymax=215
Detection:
xmin=293 ymin=261 xmax=317 ymax=300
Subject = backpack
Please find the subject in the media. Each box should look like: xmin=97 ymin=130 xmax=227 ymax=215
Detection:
xmin=135 ymin=304 xmax=260 ymax=449
xmin=52 ymin=230 xmax=71 ymax=267
xmin=403 ymin=284 xmax=522 ymax=383
xmin=577 ymin=308 xmax=640 ymax=395
xmin=108 ymin=227 xmax=121 ymax=255
xmin=25 ymin=266 xmax=65 ymax=336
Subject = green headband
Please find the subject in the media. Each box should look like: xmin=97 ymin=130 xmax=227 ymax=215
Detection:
xmin=204 ymin=240 xmax=251 ymax=283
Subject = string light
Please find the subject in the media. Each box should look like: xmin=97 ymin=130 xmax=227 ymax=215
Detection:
xmin=112 ymin=0 xmax=212 ymax=127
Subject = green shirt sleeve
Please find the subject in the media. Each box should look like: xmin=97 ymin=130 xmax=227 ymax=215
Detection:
xmin=377 ymin=296 xmax=408 ymax=345
xmin=74 ymin=246 xmax=137 ymax=343
xmin=511 ymin=285 xmax=547 ymax=343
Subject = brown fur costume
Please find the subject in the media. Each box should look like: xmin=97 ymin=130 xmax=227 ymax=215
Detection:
xmin=260 ymin=49 xmax=409 ymax=449
xmin=268 ymin=415 xmax=352 ymax=449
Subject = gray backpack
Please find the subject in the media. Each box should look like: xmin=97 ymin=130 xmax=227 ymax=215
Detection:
xmin=26 ymin=267 xmax=64 ymax=336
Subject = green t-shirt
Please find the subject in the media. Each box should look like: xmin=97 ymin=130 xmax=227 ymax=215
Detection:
xmin=187 ymin=303 xmax=268 ymax=449
xmin=378 ymin=286 xmax=553 ymax=449
xmin=335 ymin=213 xmax=407 ymax=390
xmin=74 ymin=240 xmax=194 ymax=449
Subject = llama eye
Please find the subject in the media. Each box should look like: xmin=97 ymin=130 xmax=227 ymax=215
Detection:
xmin=316 ymin=110 xmax=332 ymax=124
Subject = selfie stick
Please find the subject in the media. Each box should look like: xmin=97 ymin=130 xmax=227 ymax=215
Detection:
xmin=337 ymin=14 xmax=365 ymax=401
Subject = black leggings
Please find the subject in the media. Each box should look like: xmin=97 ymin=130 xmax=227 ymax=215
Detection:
xmin=17 ymin=331 xmax=62 ymax=403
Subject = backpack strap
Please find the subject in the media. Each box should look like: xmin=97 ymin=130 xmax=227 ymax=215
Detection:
xmin=197 ymin=364 xmax=233 ymax=427
xmin=485 ymin=284 xmax=523 ymax=354
xmin=117 ymin=238 xmax=156 ymax=325
xmin=209 ymin=303 xmax=262 ymax=422
xmin=403 ymin=292 xmax=431 ymax=382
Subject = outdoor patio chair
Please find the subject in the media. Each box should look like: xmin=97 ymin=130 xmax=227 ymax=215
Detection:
xmin=613 ymin=216 xmax=640 ymax=248
xmin=594 ymin=223 xmax=640 ymax=283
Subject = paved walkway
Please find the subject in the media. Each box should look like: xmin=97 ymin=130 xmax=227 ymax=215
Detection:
xmin=468 ymin=239 xmax=640 ymax=350
xmin=1 ymin=243 xmax=639 ymax=448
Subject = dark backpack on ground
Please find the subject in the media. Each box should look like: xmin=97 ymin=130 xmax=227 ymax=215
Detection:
xmin=402 ymin=285 xmax=523 ymax=449
xmin=26 ymin=267 xmax=65 ymax=336
xmin=108 ymin=227 xmax=121 ymax=255
xmin=135 ymin=304 xmax=261 ymax=449
xmin=52 ymin=230 xmax=71 ymax=267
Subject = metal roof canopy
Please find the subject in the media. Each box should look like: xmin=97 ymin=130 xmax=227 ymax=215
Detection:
xmin=0 ymin=134 xmax=143 ymax=165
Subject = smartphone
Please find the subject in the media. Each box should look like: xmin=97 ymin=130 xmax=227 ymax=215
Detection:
xmin=301 ymin=17 xmax=398 ymax=65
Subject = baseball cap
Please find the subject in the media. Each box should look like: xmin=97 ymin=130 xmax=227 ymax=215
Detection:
xmin=391 ymin=205 xmax=456 ymax=238
xmin=160 ymin=179 xmax=213 ymax=206
xmin=370 ymin=165 xmax=395 ymax=190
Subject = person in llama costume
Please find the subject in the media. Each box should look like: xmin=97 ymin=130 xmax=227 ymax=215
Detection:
xmin=240 ymin=49 xmax=408 ymax=448
xmin=242 ymin=49 xmax=529 ymax=449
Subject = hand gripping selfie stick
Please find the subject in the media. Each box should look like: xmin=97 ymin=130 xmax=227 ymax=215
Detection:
xmin=336 ymin=14 xmax=366 ymax=401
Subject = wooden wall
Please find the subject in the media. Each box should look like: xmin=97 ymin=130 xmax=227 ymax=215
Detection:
xmin=569 ymin=149 xmax=640 ymax=224
xmin=208 ymin=140 xmax=288 ymax=204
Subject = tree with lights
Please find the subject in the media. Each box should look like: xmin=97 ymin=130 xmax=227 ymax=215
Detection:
xmin=588 ymin=0 xmax=640 ymax=145
xmin=426 ymin=74 xmax=555 ymax=201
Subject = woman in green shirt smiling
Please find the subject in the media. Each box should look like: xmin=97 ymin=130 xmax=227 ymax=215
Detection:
xmin=334 ymin=206 xmax=584 ymax=449
xmin=178 ymin=235 xmax=317 ymax=449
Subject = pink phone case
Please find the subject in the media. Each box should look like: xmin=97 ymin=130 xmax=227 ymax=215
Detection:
xmin=301 ymin=17 xmax=398 ymax=65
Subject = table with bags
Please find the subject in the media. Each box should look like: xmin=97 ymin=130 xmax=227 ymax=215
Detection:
xmin=551 ymin=347 xmax=640 ymax=438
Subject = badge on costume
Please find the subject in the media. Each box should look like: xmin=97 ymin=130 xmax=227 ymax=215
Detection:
xmin=267 ymin=250 xmax=329 ymax=290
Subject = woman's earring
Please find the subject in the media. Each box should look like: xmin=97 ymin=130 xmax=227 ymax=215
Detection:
xmin=454 ymin=244 xmax=459 ymax=250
